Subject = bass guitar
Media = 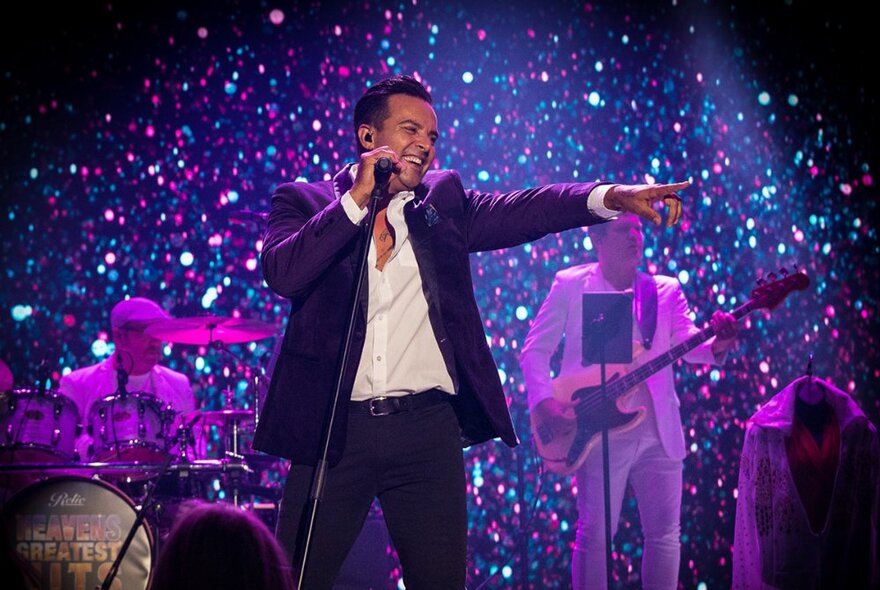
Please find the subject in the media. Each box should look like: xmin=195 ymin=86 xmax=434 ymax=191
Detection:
xmin=530 ymin=269 xmax=810 ymax=475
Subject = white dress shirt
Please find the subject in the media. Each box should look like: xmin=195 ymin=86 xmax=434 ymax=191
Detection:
xmin=341 ymin=166 xmax=618 ymax=402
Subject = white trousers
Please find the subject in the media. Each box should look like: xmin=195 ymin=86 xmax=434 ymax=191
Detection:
xmin=571 ymin=402 xmax=683 ymax=590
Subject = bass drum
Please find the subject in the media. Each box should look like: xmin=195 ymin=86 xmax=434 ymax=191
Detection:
xmin=2 ymin=475 xmax=153 ymax=590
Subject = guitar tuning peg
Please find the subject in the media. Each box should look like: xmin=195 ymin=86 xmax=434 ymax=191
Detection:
xmin=756 ymin=277 xmax=766 ymax=286
xmin=779 ymin=267 xmax=789 ymax=277
xmin=766 ymin=272 xmax=778 ymax=282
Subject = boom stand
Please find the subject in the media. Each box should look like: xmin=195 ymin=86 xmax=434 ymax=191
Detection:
xmin=297 ymin=173 xmax=390 ymax=588
xmin=581 ymin=292 xmax=632 ymax=590
xmin=99 ymin=452 xmax=174 ymax=590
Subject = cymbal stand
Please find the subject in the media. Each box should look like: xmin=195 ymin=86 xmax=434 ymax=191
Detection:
xmin=101 ymin=452 xmax=175 ymax=590
xmin=174 ymin=411 xmax=201 ymax=464
xmin=206 ymin=340 xmax=255 ymax=508
xmin=212 ymin=341 xmax=266 ymax=445
xmin=252 ymin=370 xmax=265 ymax=431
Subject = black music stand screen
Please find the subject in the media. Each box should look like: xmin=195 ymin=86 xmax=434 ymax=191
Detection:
xmin=581 ymin=292 xmax=633 ymax=366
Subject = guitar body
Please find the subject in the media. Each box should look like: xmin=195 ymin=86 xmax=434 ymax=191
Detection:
xmin=531 ymin=353 xmax=647 ymax=476
xmin=530 ymin=397 xmax=645 ymax=476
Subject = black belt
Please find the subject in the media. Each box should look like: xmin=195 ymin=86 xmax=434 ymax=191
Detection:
xmin=350 ymin=389 xmax=450 ymax=417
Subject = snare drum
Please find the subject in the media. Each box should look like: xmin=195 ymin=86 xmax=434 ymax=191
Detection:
xmin=88 ymin=391 xmax=171 ymax=464
xmin=0 ymin=388 xmax=80 ymax=463
xmin=2 ymin=475 xmax=153 ymax=590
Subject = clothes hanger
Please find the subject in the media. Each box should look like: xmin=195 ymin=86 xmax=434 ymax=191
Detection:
xmin=794 ymin=353 xmax=834 ymax=448
xmin=796 ymin=353 xmax=827 ymax=406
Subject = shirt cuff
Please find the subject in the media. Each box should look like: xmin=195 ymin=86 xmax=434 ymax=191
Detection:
xmin=341 ymin=190 xmax=368 ymax=224
xmin=588 ymin=184 xmax=620 ymax=219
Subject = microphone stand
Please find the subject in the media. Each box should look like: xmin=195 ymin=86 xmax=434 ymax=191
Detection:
xmin=37 ymin=357 xmax=50 ymax=396
xmin=296 ymin=163 xmax=392 ymax=588
xmin=596 ymin=318 xmax=614 ymax=590
xmin=580 ymin=292 xmax=632 ymax=590
xmin=98 ymin=451 xmax=174 ymax=590
xmin=112 ymin=353 xmax=129 ymax=461
xmin=115 ymin=353 xmax=129 ymax=396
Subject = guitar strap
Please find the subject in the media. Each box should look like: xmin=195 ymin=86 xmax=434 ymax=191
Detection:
xmin=635 ymin=272 xmax=657 ymax=350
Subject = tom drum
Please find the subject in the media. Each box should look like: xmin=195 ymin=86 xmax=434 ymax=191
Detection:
xmin=0 ymin=388 xmax=80 ymax=463
xmin=88 ymin=391 xmax=171 ymax=464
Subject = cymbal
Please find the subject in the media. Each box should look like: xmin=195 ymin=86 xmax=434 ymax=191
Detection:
xmin=191 ymin=409 xmax=255 ymax=425
xmin=145 ymin=315 xmax=278 ymax=345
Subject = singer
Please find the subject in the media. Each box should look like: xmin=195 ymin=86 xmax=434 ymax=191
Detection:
xmin=256 ymin=74 xmax=689 ymax=588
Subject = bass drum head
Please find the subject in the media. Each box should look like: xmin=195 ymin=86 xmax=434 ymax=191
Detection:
xmin=2 ymin=475 xmax=153 ymax=590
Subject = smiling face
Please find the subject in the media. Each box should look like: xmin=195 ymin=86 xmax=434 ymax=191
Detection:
xmin=364 ymin=93 xmax=438 ymax=194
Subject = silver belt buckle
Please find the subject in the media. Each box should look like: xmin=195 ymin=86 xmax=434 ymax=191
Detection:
xmin=368 ymin=396 xmax=391 ymax=417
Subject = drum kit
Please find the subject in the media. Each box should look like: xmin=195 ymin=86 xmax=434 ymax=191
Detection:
xmin=0 ymin=315 xmax=282 ymax=590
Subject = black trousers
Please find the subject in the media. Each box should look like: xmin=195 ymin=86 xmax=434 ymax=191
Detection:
xmin=276 ymin=398 xmax=467 ymax=589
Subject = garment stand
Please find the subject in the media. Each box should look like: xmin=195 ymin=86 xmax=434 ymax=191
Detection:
xmin=98 ymin=452 xmax=174 ymax=590
xmin=297 ymin=161 xmax=392 ymax=588
xmin=581 ymin=292 xmax=632 ymax=590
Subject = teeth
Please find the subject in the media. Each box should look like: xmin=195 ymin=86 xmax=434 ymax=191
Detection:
xmin=403 ymin=156 xmax=422 ymax=165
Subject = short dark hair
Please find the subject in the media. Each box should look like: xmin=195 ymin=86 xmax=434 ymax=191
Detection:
xmin=353 ymin=75 xmax=433 ymax=153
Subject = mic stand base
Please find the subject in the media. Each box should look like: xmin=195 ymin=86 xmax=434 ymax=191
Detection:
xmin=99 ymin=453 xmax=174 ymax=590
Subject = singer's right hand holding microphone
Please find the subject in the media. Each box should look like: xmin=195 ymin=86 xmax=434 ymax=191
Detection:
xmin=351 ymin=147 xmax=400 ymax=208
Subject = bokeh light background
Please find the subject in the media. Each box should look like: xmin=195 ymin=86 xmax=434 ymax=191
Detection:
xmin=1 ymin=1 xmax=876 ymax=588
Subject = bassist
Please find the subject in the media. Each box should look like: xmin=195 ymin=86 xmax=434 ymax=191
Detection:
xmin=520 ymin=213 xmax=739 ymax=590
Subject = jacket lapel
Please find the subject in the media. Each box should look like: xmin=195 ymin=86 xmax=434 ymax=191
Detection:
xmin=403 ymin=191 xmax=441 ymax=299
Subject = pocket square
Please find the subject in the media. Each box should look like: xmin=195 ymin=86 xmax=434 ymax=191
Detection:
xmin=424 ymin=204 xmax=441 ymax=227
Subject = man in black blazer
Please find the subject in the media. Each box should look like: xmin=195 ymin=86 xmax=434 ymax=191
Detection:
xmin=255 ymin=74 xmax=687 ymax=588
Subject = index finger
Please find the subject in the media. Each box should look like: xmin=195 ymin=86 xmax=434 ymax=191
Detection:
xmin=652 ymin=180 xmax=691 ymax=195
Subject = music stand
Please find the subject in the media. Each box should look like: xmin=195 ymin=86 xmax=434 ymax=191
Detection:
xmin=581 ymin=291 xmax=632 ymax=589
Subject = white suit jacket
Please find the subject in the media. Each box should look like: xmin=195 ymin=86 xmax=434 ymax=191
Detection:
xmin=521 ymin=262 xmax=722 ymax=460
xmin=59 ymin=357 xmax=194 ymax=460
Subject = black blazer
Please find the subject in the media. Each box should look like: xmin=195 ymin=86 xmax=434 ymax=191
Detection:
xmin=255 ymin=165 xmax=606 ymax=465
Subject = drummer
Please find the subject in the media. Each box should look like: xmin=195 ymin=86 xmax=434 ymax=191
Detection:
xmin=59 ymin=297 xmax=196 ymax=462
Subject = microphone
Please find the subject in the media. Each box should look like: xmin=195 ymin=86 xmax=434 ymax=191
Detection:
xmin=36 ymin=357 xmax=51 ymax=395
xmin=374 ymin=157 xmax=394 ymax=187
xmin=115 ymin=353 xmax=129 ymax=396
